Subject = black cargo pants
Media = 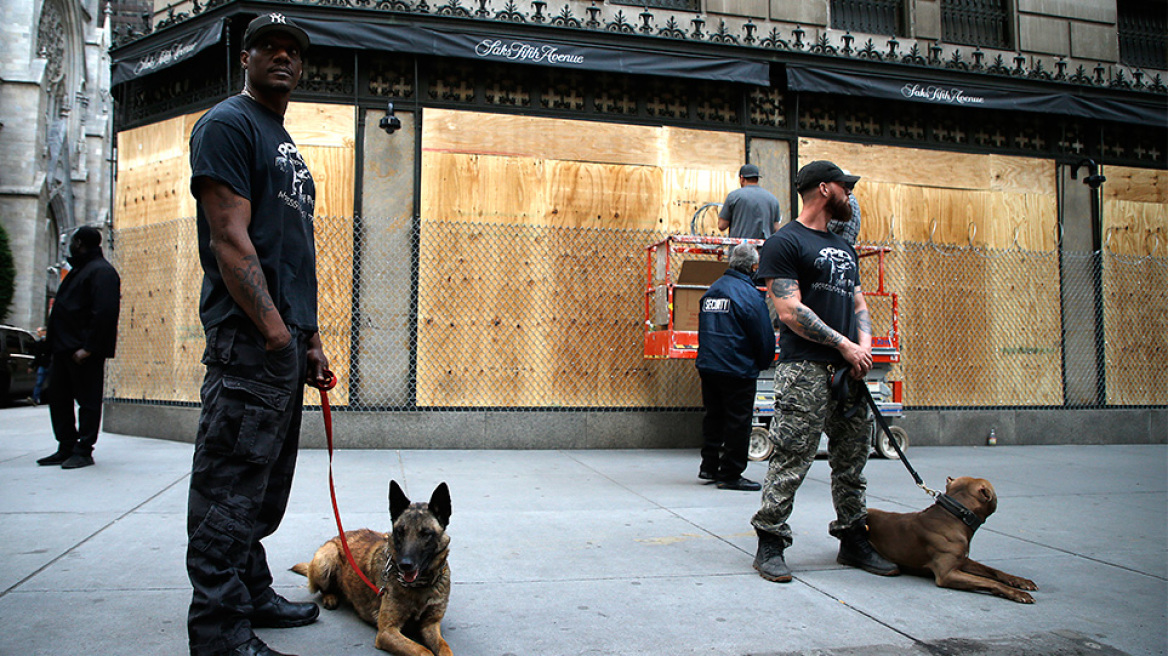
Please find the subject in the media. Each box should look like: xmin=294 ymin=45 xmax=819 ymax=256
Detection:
xmin=186 ymin=319 xmax=307 ymax=655
xmin=699 ymin=370 xmax=756 ymax=482
xmin=48 ymin=354 xmax=107 ymax=456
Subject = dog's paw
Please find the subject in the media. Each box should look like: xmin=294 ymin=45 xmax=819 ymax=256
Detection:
xmin=1008 ymin=577 xmax=1038 ymax=591
xmin=322 ymin=594 xmax=340 ymax=610
xmin=1007 ymin=590 xmax=1035 ymax=604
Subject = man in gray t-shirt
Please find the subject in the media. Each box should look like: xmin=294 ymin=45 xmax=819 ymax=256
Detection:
xmin=719 ymin=163 xmax=782 ymax=240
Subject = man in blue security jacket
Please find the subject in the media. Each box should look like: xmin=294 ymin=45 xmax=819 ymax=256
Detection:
xmin=696 ymin=242 xmax=776 ymax=491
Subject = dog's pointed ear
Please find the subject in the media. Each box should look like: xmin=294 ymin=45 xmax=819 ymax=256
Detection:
xmin=389 ymin=480 xmax=411 ymax=522
xmin=429 ymin=482 xmax=452 ymax=528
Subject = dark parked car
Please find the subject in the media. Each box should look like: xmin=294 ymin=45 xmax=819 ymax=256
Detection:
xmin=1 ymin=325 xmax=40 ymax=402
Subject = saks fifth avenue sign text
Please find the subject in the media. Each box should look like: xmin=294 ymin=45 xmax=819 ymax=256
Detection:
xmin=133 ymin=40 xmax=201 ymax=75
xmin=900 ymin=83 xmax=985 ymax=106
xmin=475 ymin=39 xmax=585 ymax=65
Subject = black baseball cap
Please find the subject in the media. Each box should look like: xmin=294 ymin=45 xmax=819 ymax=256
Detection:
xmin=738 ymin=163 xmax=761 ymax=178
xmin=795 ymin=160 xmax=860 ymax=192
xmin=243 ymin=13 xmax=310 ymax=53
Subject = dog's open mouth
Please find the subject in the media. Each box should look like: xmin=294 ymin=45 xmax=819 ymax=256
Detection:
xmin=399 ymin=567 xmax=420 ymax=584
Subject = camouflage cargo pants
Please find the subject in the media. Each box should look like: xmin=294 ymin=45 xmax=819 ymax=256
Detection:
xmin=751 ymin=360 xmax=874 ymax=548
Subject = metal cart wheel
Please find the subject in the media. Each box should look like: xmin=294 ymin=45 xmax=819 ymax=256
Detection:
xmin=873 ymin=424 xmax=908 ymax=460
xmin=748 ymin=426 xmax=774 ymax=461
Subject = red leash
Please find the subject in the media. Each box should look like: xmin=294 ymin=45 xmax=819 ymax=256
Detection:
xmin=313 ymin=371 xmax=384 ymax=596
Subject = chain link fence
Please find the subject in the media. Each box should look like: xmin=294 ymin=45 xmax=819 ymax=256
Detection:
xmin=106 ymin=217 xmax=1167 ymax=410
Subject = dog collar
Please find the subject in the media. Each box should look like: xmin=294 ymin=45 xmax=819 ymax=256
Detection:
xmin=935 ymin=493 xmax=984 ymax=531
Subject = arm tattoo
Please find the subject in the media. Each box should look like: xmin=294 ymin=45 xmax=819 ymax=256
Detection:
xmin=856 ymin=308 xmax=872 ymax=336
xmin=769 ymin=278 xmax=798 ymax=300
xmin=213 ymin=194 xmax=244 ymax=212
xmin=228 ymin=254 xmax=277 ymax=323
xmin=794 ymin=305 xmax=843 ymax=346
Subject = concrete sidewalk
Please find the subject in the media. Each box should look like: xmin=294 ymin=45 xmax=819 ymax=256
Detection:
xmin=1 ymin=403 xmax=1165 ymax=656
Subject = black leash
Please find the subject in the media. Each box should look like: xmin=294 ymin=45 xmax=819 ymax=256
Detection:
xmin=838 ymin=371 xmax=984 ymax=531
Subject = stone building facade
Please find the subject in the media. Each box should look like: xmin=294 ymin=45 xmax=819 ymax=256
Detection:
xmin=0 ymin=0 xmax=114 ymax=327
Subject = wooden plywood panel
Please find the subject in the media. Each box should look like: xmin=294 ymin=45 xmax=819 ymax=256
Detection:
xmin=801 ymin=140 xmax=1057 ymax=249
xmin=116 ymin=113 xmax=201 ymax=229
xmin=1103 ymin=255 xmax=1168 ymax=405
xmin=415 ymin=221 xmax=702 ymax=408
xmin=314 ymin=214 xmax=354 ymax=405
xmin=284 ymin=103 xmax=354 ymax=148
xmin=989 ymin=155 xmax=1056 ymax=196
xmin=1099 ymin=167 xmax=1167 ymax=404
xmin=420 ymin=148 xmax=735 ymax=231
xmin=1103 ymin=166 xmax=1168 ymax=204
xmin=423 ymin=108 xmax=743 ymax=171
xmin=299 ymin=145 xmax=355 ymax=218
xmin=799 ymin=138 xmax=992 ymax=190
xmin=547 ymin=160 xmax=664 ymax=229
xmin=413 ymin=109 xmax=746 ymax=407
xmin=660 ymin=167 xmax=738 ymax=233
xmin=1103 ymin=199 xmax=1168 ymax=257
xmin=984 ymin=192 xmax=1058 ymax=251
xmin=985 ymin=254 xmax=1063 ymax=405
xmin=884 ymin=185 xmax=990 ymax=246
xmin=286 ymin=103 xmax=355 ymax=405
xmin=115 ymin=158 xmax=196 ymax=229
xmin=661 ymin=126 xmax=743 ymax=172
xmin=117 ymin=116 xmax=191 ymax=169
xmin=107 ymin=220 xmax=203 ymax=403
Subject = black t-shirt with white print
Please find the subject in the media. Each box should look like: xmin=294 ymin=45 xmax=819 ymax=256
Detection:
xmin=190 ymin=94 xmax=318 ymax=332
xmin=757 ymin=220 xmax=860 ymax=366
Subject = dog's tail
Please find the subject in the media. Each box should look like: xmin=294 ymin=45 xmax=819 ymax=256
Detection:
xmin=290 ymin=562 xmax=310 ymax=577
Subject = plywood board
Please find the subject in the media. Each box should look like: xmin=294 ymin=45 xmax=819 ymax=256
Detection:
xmin=888 ymin=246 xmax=1064 ymax=407
xmin=423 ymin=108 xmax=743 ymax=171
xmin=803 ymin=142 xmax=1058 ymax=250
xmin=1103 ymin=254 xmax=1168 ymax=405
xmin=420 ymin=152 xmax=743 ymax=235
xmin=284 ymin=103 xmax=355 ymax=148
xmin=415 ymin=109 xmax=743 ymax=407
xmin=1103 ymin=198 xmax=1168 ymax=257
xmin=1103 ymin=166 xmax=1168 ymax=204
xmin=415 ymin=221 xmax=701 ymax=408
xmin=799 ymin=138 xmax=991 ymax=190
xmin=106 ymin=219 xmax=204 ymax=403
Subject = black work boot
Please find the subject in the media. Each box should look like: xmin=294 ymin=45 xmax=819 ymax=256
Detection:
xmin=753 ymin=530 xmax=792 ymax=582
xmin=836 ymin=524 xmax=900 ymax=576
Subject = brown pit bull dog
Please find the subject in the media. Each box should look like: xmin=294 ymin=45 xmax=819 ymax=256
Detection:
xmin=866 ymin=476 xmax=1039 ymax=603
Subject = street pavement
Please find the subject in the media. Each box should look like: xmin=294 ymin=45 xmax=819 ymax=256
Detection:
xmin=1 ymin=403 xmax=1165 ymax=656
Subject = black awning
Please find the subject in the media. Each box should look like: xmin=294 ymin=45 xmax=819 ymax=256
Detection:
xmin=111 ymin=18 xmax=225 ymax=85
xmin=788 ymin=65 xmax=1166 ymax=127
xmin=298 ymin=19 xmax=770 ymax=86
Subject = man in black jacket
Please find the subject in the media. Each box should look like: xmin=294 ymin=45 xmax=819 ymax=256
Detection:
xmin=696 ymin=242 xmax=776 ymax=491
xmin=37 ymin=226 xmax=121 ymax=470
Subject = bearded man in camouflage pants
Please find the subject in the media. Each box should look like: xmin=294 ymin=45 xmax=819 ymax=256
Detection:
xmin=750 ymin=161 xmax=899 ymax=583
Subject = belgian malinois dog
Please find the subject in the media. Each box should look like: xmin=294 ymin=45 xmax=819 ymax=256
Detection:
xmin=292 ymin=481 xmax=453 ymax=655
